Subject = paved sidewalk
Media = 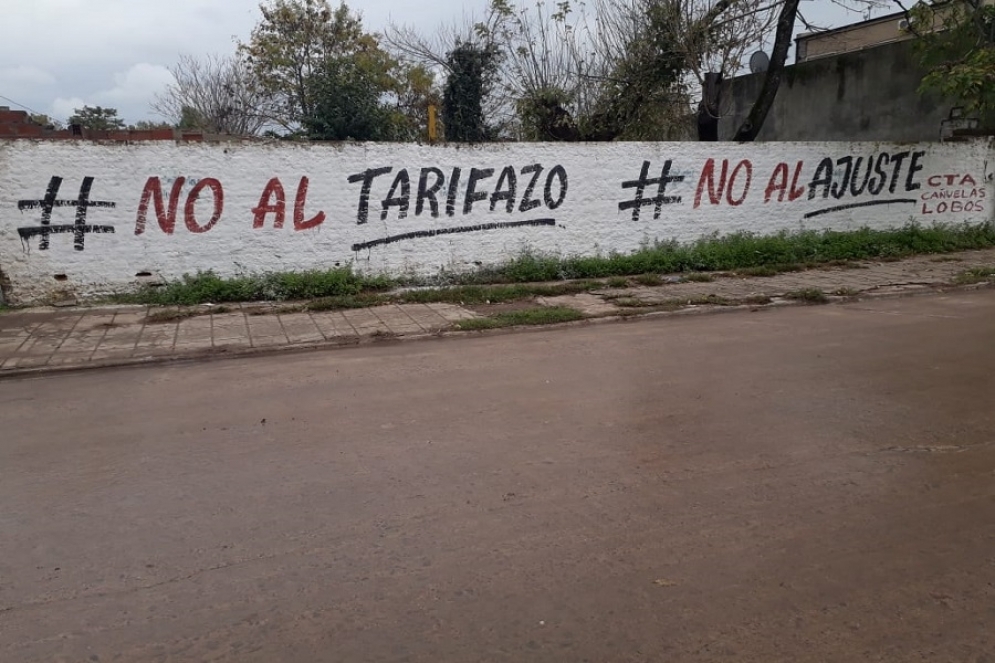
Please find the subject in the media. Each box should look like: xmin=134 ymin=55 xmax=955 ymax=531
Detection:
xmin=0 ymin=303 xmax=478 ymax=372
xmin=1 ymin=248 xmax=993 ymax=375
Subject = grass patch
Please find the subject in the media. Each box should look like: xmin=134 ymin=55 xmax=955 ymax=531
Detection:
xmin=784 ymin=289 xmax=829 ymax=304
xmin=394 ymin=282 xmax=593 ymax=306
xmin=687 ymin=294 xmax=733 ymax=306
xmin=633 ymin=273 xmax=664 ymax=286
xmin=145 ymin=304 xmax=235 ymax=323
xmin=491 ymin=223 xmax=995 ymax=282
xmin=952 ymin=266 xmax=995 ymax=285
xmin=245 ymin=304 xmax=302 ymax=316
xmin=743 ymin=294 xmax=773 ymax=305
xmin=682 ymin=272 xmax=714 ymax=283
xmin=735 ymin=263 xmax=805 ymax=277
xmin=146 ymin=308 xmax=200 ymax=324
xmin=614 ymin=297 xmax=652 ymax=307
xmin=307 ymin=293 xmax=390 ymax=311
xmin=105 ymin=223 xmax=995 ymax=309
xmin=118 ymin=267 xmax=391 ymax=306
xmin=455 ymin=306 xmax=584 ymax=330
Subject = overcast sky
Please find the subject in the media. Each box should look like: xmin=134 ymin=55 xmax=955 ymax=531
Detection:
xmin=0 ymin=0 xmax=893 ymax=125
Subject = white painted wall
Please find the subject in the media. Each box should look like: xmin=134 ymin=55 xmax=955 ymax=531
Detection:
xmin=0 ymin=139 xmax=991 ymax=304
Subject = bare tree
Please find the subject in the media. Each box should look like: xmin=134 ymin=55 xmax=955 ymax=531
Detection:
xmin=384 ymin=8 xmax=513 ymax=134
xmin=152 ymin=54 xmax=274 ymax=136
xmin=488 ymin=0 xmax=781 ymax=140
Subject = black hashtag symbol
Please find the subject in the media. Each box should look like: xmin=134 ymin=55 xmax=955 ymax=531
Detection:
xmin=17 ymin=176 xmax=116 ymax=251
xmin=618 ymin=160 xmax=684 ymax=222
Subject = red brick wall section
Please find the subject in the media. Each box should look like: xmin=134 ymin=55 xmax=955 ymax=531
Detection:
xmin=0 ymin=107 xmax=211 ymax=142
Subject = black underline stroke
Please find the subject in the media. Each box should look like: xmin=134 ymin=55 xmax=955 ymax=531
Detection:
xmin=352 ymin=218 xmax=557 ymax=251
xmin=18 ymin=225 xmax=116 ymax=238
xmin=18 ymin=200 xmax=117 ymax=210
xmin=803 ymin=199 xmax=916 ymax=219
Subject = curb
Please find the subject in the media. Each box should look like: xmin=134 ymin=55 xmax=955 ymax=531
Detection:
xmin=3 ymin=280 xmax=992 ymax=380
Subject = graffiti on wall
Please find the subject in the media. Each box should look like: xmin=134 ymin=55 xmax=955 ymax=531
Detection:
xmin=14 ymin=150 xmax=983 ymax=255
xmin=1 ymin=140 xmax=990 ymax=302
xmin=17 ymin=176 xmax=117 ymax=251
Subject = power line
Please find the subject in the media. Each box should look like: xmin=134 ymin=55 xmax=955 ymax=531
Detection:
xmin=0 ymin=93 xmax=46 ymax=116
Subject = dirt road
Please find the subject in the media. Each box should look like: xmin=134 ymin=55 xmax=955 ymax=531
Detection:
xmin=2 ymin=291 xmax=994 ymax=662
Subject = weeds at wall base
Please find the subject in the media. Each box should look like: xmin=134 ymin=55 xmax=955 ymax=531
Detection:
xmin=117 ymin=223 xmax=995 ymax=309
xmin=784 ymin=289 xmax=831 ymax=304
xmin=952 ymin=266 xmax=995 ymax=285
xmin=454 ymin=307 xmax=585 ymax=330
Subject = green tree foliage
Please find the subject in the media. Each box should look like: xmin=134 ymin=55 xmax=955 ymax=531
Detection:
xmin=178 ymin=105 xmax=205 ymax=130
xmin=28 ymin=114 xmax=63 ymax=130
xmin=68 ymin=106 xmax=126 ymax=131
xmin=303 ymin=57 xmax=401 ymax=140
xmin=912 ymin=0 xmax=995 ymax=119
xmin=442 ymin=40 xmax=500 ymax=142
xmin=239 ymin=0 xmax=384 ymax=128
xmin=238 ymin=0 xmax=434 ymax=139
xmin=394 ymin=63 xmax=441 ymax=140
xmin=129 ymin=120 xmax=174 ymax=131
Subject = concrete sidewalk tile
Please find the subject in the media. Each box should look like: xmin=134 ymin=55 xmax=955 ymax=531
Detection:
xmin=175 ymin=318 xmax=212 ymax=333
xmin=74 ymin=314 xmax=117 ymax=332
xmin=279 ymin=313 xmax=325 ymax=343
xmin=17 ymin=337 xmax=65 ymax=356
xmin=424 ymin=303 xmax=479 ymax=322
xmin=46 ymin=352 xmax=96 ymax=367
xmin=2 ymin=355 xmax=52 ymax=369
xmin=32 ymin=316 xmax=83 ymax=334
xmin=212 ymin=337 xmax=252 ymax=349
xmin=370 ymin=305 xmax=423 ymax=333
xmin=176 ymin=320 xmax=214 ymax=341
xmin=341 ymin=309 xmax=388 ymax=333
xmin=28 ymin=329 xmax=72 ymax=342
xmin=211 ymin=311 xmax=248 ymax=324
xmin=57 ymin=339 xmax=102 ymax=355
xmin=172 ymin=342 xmax=214 ymax=355
xmin=371 ymin=315 xmax=423 ymax=334
xmin=134 ymin=326 xmax=174 ymax=340
xmin=212 ymin=326 xmax=250 ymax=339
xmin=212 ymin=315 xmax=252 ymax=344
xmin=212 ymin=330 xmax=251 ymax=342
xmin=0 ymin=326 xmax=30 ymax=337
xmin=211 ymin=325 xmax=249 ymax=338
xmin=132 ymin=347 xmax=181 ymax=358
xmin=97 ymin=332 xmax=139 ymax=351
xmin=246 ymin=317 xmax=287 ymax=339
xmin=310 ymin=311 xmax=356 ymax=337
xmin=133 ymin=342 xmax=176 ymax=355
xmin=135 ymin=325 xmax=176 ymax=352
xmin=250 ymin=335 xmax=287 ymax=348
xmin=69 ymin=328 xmax=113 ymax=344
xmin=89 ymin=349 xmax=138 ymax=361
xmin=176 ymin=329 xmax=214 ymax=345
xmin=174 ymin=335 xmax=211 ymax=349
xmin=179 ymin=315 xmax=213 ymax=328
xmin=111 ymin=311 xmax=149 ymax=326
xmin=0 ymin=337 xmax=28 ymax=354
xmin=100 ymin=327 xmax=144 ymax=345
xmin=402 ymin=304 xmax=451 ymax=329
